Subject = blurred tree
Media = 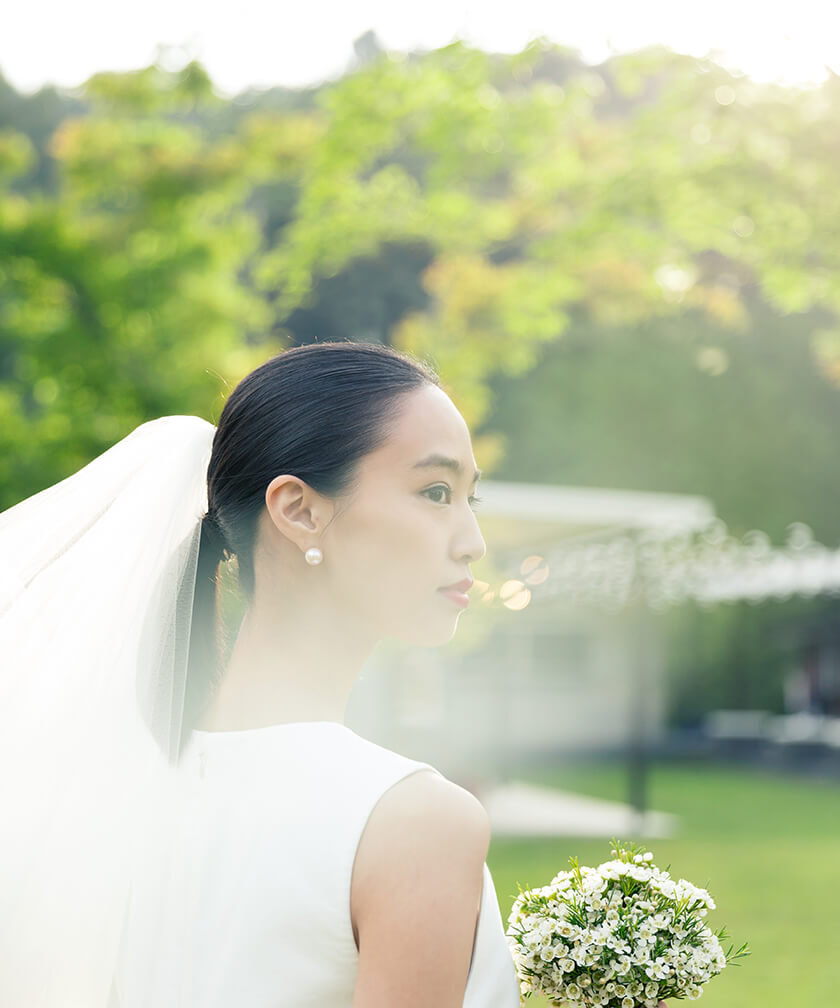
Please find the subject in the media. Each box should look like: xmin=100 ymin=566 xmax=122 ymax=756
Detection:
xmin=482 ymin=302 xmax=840 ymax=544
xmin=257 ymin=41 xmax=840 ymax=435
xmin=0 ymin=70 xmax=86 ymax=191
xmin=0 ymin=64 xmax=281 ymax=507
xmin=283 ymin=242 xmax=434 ymax=348
xmin=3 ymin=41 xmax=840 ymax=529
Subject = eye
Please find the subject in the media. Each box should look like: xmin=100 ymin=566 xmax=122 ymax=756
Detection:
xmin=468 ymin=494 xmax=483 ymax=511
xmin=422 ymin=484 xmax=452 ymax=505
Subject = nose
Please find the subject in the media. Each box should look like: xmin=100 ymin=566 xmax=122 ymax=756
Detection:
xmin=454 ymin=502 xmax=486 ymax=565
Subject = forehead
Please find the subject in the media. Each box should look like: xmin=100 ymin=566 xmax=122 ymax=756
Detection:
xmin=363 ymin=384 xmax=477 ymax=477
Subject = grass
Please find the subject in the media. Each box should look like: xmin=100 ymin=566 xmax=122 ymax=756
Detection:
xmin=485 ymin=759 xmax=840 ymax=1007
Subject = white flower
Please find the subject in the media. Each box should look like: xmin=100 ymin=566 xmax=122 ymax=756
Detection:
xmin=618 ymin=955 xmax=635 ymax=975
xmin=627 ymin=864 xmax=652 ymax=882
xmin=570 ymin=945 xmax=588 ymax=965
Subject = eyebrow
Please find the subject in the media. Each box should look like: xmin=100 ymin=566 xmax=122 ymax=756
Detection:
xmin=412 ymin=453 xmax=482 ymax=484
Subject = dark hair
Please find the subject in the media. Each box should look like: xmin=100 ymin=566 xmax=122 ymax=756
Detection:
xmin=182 ymin=341 xmax=438 ymax=747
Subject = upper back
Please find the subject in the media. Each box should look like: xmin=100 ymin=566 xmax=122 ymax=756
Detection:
xmin=114 ymin=721 xmax=519 ymax=1008
xmin=116 ymin=723 xmax=443 ymax=1007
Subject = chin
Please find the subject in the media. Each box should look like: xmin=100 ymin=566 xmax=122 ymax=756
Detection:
xmin=396 ymin=613 xmax=462 ymax=648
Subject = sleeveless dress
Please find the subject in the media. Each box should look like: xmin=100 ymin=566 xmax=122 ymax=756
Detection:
xmin=113 ymin=721 xmax=521 ymax=1007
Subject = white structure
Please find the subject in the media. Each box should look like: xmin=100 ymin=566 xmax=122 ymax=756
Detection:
xmin=474 ymin=480 xmax=714 ymax=536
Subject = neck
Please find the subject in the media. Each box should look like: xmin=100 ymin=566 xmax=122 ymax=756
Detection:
xmin=197 ymin=591 xmax=375 ymax=732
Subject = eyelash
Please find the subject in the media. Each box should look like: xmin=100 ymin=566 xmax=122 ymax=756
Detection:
xmin=423 ymin=484 xmax=483 ymax=510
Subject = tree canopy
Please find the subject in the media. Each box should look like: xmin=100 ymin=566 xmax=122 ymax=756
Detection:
xmin=2 ymin=40 xmax=838 ymax=538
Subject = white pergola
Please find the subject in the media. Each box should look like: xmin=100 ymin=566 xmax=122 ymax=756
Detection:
xmin=476 ymin=479 xmax=715 ymax=549
xmin=477 ymin=480 xmax=840 ymax=611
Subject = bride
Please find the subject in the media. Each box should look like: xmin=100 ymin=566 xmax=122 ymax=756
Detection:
xmin=0 ymin=341 xmax=521 ymax=1007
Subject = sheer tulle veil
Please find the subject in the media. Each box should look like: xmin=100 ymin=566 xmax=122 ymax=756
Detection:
xmin=0 ymin=415 xmax=215 ymax=1006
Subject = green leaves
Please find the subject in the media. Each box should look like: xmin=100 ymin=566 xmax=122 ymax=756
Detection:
xmin=3 ymin=41 xmax=839 ymax=512
xmin=0 ymin=66 xmax=271 ymax=508
xmin=259 ymin=42 xmax=840 ymax=429
xmin=0 ymin=129 xmax=35 ymax=180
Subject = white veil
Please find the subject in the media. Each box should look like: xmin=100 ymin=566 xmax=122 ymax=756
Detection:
xmin=0 ymin=415 xmax=215 ymax=1007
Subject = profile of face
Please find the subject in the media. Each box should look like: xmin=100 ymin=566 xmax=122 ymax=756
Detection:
xmin=292 ymin=384 xmax=486 ymax=647
xmin=325 ymin=383 xmax=485 ymax=646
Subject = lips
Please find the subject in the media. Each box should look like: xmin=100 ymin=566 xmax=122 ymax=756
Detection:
xmin=437 ymin=577 xmax=473 ymax=610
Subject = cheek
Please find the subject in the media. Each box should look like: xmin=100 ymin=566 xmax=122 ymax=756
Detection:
xmin=327 ymin=506 xmax=441 ymax=609
xmin=326 ymin=511 xmax=462 ymax=647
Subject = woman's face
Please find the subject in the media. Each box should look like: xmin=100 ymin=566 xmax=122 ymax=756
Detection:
xmin=321 ymin=383 xmax=486 ymax=646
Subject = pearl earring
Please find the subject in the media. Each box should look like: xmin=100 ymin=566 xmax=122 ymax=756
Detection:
xmin=304 ymin=547 xmax=323 ymax=566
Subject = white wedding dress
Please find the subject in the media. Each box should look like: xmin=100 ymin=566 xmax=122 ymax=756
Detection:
xmin=113 ymin=721 xmax=521 ymax=1007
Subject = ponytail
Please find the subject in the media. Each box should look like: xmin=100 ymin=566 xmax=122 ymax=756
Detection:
xmin=180 ymin=514 xmax=229 ymax=750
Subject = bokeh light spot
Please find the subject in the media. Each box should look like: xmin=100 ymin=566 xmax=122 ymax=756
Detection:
xmin=655 ymin=264 xmax=695 ymax=296
xmin=695 ymin=346 xmax=730 ymax=376
xmin=520 ymin=554 xmax=550 ymax=585
xmin=500 ymin=579 xmax=532 ymax=610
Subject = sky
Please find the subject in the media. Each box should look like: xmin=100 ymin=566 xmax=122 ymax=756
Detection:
xmin=2 ymin=0 xmax=839 ymax=96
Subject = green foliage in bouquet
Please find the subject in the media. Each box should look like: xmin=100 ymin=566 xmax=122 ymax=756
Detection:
xmin=506 ymin=840 xmax=749 ymax=1007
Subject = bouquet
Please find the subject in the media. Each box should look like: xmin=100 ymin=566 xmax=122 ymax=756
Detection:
xmin=505 ymin=841 xmax=748 ymax=1007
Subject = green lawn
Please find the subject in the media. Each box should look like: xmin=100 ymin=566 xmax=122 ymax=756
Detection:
xmin=486 ymin=760 xmax=840 ymax=1007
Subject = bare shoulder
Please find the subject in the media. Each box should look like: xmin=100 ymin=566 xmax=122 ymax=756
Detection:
xmin=350 ymin=770 xmax=491 ymax=1008
xmin=363 ymin=769 xmax=489 ymax=848
xmin=352 ymin=769 xmax=490 ymax=902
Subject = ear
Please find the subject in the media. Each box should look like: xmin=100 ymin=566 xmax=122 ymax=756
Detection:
xmin=264 ymin=474 xmax=334 ymax=550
